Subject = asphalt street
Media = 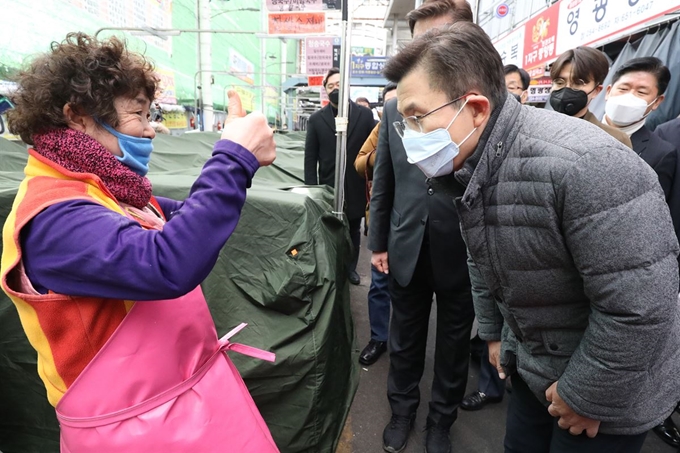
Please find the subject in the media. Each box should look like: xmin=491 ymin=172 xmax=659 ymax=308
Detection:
xmin=337 ymin=238 xmax=677 ymax=453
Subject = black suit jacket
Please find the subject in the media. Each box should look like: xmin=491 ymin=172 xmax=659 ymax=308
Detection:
xmin=654 ymin=118 xmax=680 ymax=149
xmin=304 ymin=101 xmax=374 ymax=220
xmin=368 ymin=98 xmax=470 ymax=291
xmin=654 ymin=118 xmax=680 ymax=283
xmin=632 ymin=125 xmax=677 ymax=200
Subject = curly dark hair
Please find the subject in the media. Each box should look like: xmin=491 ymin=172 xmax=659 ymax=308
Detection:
xmin=8 ymin=32 xmax=158 ymax=145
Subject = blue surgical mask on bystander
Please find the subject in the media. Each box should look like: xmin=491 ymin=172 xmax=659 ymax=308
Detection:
xmin=99 ymin=122 xmax=154 ymax=176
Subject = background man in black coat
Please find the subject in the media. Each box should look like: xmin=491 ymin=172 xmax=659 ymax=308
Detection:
xmin=368 ymin=2 xmax=476 ymax=452
xmin=603 ymin=57 xmax=677 ymax=200
xmin=304 ymin=67 xmax=375 ymax=285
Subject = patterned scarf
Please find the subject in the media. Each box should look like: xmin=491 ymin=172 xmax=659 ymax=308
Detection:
xmin=32 ymin=128 xmax=152 ymax=209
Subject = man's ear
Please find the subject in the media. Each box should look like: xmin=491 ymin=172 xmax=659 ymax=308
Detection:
xmin=520 ymin=90 xmax=529 ymax=104
xmin=466 ymin=95 xmax=492 ymax=128
xmin=62 ymin=104 xmax=88 ymax=132
xmin=604 ymin=85 xmax=612 ymax=100
xmin=651 ymin=94 xmax=665 ymax=111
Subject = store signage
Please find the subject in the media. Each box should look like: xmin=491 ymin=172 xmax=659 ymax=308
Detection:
xmin=350 ymin=56 xmax=388 ymax=78
xmin=268 ymin=12 xmax=326 ymax=34
xmin=493 ymin=26 xmax=525 ymax=68
xmin=556 ymin=0 xmax=680 ymax=54
xmin=266 ymin=0 xmax=323 ymax=11
xmin=523 ymin=2 xmax=560 ymax=75
xmin=308 ymin=75 xmax=324 ymax=86
xmin=496 ymin=3 xmax=510 ymax=18
xmin=305 ymin=37 xmax=335 ymax=75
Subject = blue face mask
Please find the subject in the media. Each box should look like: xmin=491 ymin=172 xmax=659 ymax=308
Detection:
xmin=401 ymin=98 xmax=477 ymax=178
xmin=99 ymin=122 xmax=153 ymax=176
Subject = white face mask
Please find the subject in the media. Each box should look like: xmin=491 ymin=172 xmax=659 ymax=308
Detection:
xmin=401 ymin=99 xmax=477 ymax=178
xmin=605 ymin=93 xmax=656 ymax=126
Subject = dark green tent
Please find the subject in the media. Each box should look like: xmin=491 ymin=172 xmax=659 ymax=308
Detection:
xmin=0 ymin=133 xmax=359 ymax=453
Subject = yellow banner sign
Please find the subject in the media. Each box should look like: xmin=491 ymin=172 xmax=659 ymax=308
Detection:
xmin=163 ymin=111 xmax=187 ymax=130
xmin=233 ymin=86 xmax=256 ymax=112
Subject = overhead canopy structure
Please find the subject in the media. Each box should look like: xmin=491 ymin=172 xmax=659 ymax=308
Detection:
xmin=0 ymin=132 xmax=359 ymax=453
xmin=282 ymin=75 xmax=389 ymax=92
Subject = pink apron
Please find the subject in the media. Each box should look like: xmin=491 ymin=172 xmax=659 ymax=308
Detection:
xmin=55 ymin=206 xmax=279 ymax=452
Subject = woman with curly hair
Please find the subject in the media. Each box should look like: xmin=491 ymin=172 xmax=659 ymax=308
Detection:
xmin=0 ymin=33 xmax=279 ymax=452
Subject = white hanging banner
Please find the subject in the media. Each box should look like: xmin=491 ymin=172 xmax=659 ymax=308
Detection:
xmin=493 ymin=26 xmax=525 ymax=68
xmin=266 ymin=0 xmax=323 ymax=11
xmin=556 ymin=0 xmax=680 ymax=54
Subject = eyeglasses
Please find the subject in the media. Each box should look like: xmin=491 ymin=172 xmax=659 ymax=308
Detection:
xmin=551 ymin=78 xmax=587 ymax=90
xmin=393 ymin=94 xmax=466 ymax=138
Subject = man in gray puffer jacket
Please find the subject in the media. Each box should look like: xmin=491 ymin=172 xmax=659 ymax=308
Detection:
xmin=383 ymin=22 xmax=680 ymax=453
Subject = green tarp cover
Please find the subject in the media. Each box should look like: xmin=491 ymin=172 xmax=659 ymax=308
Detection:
xmin=0 ymin=133 xmax=359 ymax=453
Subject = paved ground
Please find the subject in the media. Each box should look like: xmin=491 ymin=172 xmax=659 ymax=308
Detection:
xmin=338 ymin=239 xmax=678 ymax=453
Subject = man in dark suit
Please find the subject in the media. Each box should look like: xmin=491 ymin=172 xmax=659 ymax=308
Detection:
xmin=369 ymin=2 xmax=476 ymax=452
xmin=654 ymin=116 xmax=680 ymax=451
xmin=304 ymin=67 xmax=375 ymax=285
xmin=603 ymin=57 xmax=677 ymax=200
xmin=604 ymin=57 xmax=680 ymax=450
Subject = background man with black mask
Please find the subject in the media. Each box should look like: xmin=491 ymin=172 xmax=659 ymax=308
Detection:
xmin=549 ymin=46 xmax=631 ymax=148
xmin=304 ymin=67 xmax=375 ymax=286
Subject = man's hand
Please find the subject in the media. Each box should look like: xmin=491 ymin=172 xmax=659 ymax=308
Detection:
xmin=220 ymin=90 xmax=276 ymax=167
xmin=546 ymin=381 xmax=601 ymax=438
xmin=487 ymin=341 xmax=506 ymax=379
xmin=371 ymin=251 xmax=389 ymax=274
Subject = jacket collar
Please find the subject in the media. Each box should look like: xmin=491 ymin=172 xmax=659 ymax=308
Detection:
xmin=631 ymin=125 xmax=651 ymax=155
xmin=454 ymin=92 xmax=520 ymax=201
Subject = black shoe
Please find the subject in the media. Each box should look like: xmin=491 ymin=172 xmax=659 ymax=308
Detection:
xmin=653 ymin=417 xmax=680 ymax=448
xmin=460 ymin=391 xmax=503 ymax=411
xmin=348 ymin=270 xmax=360 ymax=285
xmin=383 ymin=414 xmax=415 ymax=453
xmin=359 ymin=340 xmax=387 ymax=365
xmin=424 ymin=421 xmax=451 ymax=453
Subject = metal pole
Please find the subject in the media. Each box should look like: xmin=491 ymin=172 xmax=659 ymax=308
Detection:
xmin=280 ymin=38 xmax=286 ymax=129
xmin=94 ymin=27 xmax=266 ymax=39
xmin=260 ymin=9 xmax=267 ymax=115
xmin=391 ymin=13 xmax=398 ymax=56
xmin=199 ymin=0 xmax=214 ymax=131
xmin=332 ymin=0 xmax=352 ymax=218
xmin=195 ymin=1 xmax=203 ymax=130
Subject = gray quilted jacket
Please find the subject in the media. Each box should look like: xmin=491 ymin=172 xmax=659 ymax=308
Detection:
xmin=453 ymin=94 xmax=680 ymax=435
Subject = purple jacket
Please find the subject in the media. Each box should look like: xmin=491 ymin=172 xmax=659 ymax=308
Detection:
xmin=21 ymin=139 xmax=259 ymax=301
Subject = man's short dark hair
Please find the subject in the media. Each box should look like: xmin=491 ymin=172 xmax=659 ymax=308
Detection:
xmin=406 ymin=0 xmax=473 ymax=36
xmin=611 ymin=57 xmax=671 ymax=96
xmin=323 ymin=67 xmax=339 ymax=87
xmin=504 ymin=64 xmax=530 ymax=90
xmin=382 ymin=82 xmax=397 ymax=99
xmin=383 ymin=22 xmax=505 ymax=110
xmin=550 ymin=47 xmax=609 ymax=86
